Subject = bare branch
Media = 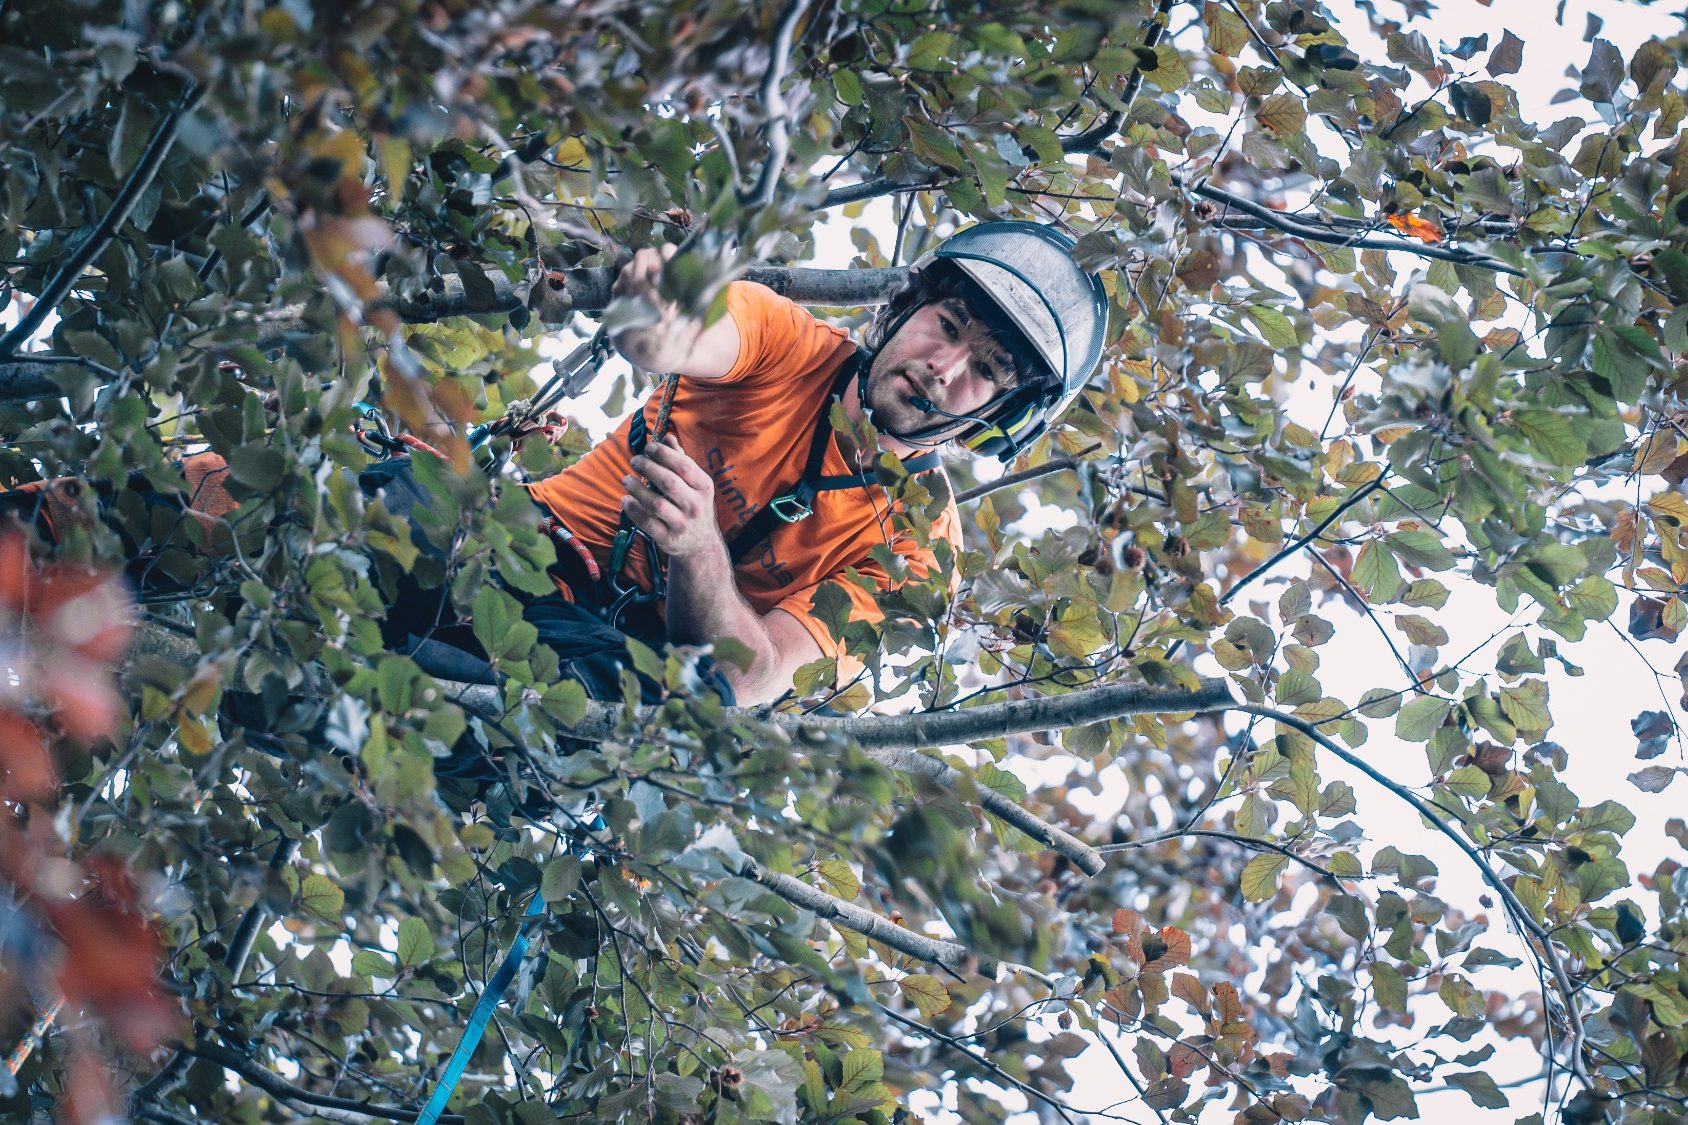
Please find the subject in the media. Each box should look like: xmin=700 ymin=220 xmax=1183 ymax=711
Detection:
xmin=0 ymin=357 xmax=106 ymax=398
xmin=0 ymin=83 xmax=206 ymax=357
xmin=1099 ymin=827 xmax=1346 ymax=888
xmin=955 ymin=445 xmax=1102 ymax=505
xmin=252 ymin=264 xmax=907 ymax=348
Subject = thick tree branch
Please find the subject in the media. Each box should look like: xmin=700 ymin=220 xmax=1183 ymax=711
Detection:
xmin=0 ymin=358 xmax=97 ymax=399
xmin=132 ymin=627 xmax=1228 ymax=878
xmin=245 ymin=265 xmax=908 ymax=352
xmin=0 ymin=83 xmax=206 ymax=357
xmin=1243 ymin=704 xmax=1592 ymax=1087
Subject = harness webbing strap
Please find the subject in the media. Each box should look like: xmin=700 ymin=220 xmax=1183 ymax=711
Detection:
xmin=416 ymin=894 xmax=547 ymax=1125
xmin=725 ymin=353 xmax=939 ymax=565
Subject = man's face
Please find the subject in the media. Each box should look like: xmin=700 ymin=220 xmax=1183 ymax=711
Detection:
xmin=865 ymin=297 xmax=1018 ymax=439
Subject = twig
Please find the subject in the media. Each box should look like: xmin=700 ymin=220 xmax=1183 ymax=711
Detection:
xmin=1223 ymin=0 xmax=1303 ymax=92
xmin=742 ymin=858 xmax=1049 ymax=983
xmin=1061 ymin=0 xmax=1181 ymax=152
xmin=1219 ymin=475 xmax=1386 ymax=607
xmin=1186 ymin=181 xmax=1524 ymax=276
xmin=0 ymin=82 xmax=207 ymax=357
xmin=1098 ymin=827 xmax=1346 ymax=887
xmin=955 ymin=444 xmax=1102 ymax=504
xmin=876 ymin=1004 xmax=1086 ymax=1125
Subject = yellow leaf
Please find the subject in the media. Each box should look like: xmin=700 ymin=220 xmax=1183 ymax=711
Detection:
xmin=898 ymin=974 xmax=951 ymax=1017
xmin=297 ymin=873 xmax=345 ymax=923
xmin=1240 ymin=852 xmax=1288 ymax=903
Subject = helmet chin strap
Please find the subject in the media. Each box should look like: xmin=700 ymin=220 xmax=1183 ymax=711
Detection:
xmin=854 ymin=349 xmax=1019 ymax=448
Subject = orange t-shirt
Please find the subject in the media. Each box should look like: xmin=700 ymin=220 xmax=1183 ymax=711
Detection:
xmin=525 ymin=281 xmax=961 ymax=666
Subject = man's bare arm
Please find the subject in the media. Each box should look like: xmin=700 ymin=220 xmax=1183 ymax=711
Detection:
xmin=610 ymin=245 xmax=741 ymax=380
xmin=622 ymin=436 xmax=823 ymax=704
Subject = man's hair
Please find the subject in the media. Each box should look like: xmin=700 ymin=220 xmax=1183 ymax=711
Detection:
xmin=864 ymin=267 xmax=1048 ymax=392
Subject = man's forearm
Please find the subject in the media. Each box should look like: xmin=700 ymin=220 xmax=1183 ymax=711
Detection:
xmin=665 ymin=543 xmax=786 ymax=703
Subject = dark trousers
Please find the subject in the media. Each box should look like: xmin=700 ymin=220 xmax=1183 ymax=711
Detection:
xmin=353 ymin=457 xmax=735 ymax=792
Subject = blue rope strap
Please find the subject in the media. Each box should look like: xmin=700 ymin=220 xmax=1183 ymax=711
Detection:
xmin=417 ymin=894 xmax=548 ymax=1125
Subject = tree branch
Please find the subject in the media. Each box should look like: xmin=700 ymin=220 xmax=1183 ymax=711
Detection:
xmin=823 ymin=0 xmax=1180 ymax=209
xmin=875 ymin=1004 xmax=1087 ymax=1125
xmin=245 ymin=265 xmax=908 ymax=351
xmin=0 ymin=358 xmax=103 ymax=399
xmin=1242 ymin=704 xmax=1592 ymax=1088
xmin=180 ymin=1040 xmax=461 ymax=1123
xmin=1061 ymin=0 xmax=1181 ymax=153
xmin=1187 ymin=181 xmax=1525 ymax=276
xmin=1098 ymin=827 xmax=1346 ymax=888
xmin=954 ymin=444 xmax=1102 ymax=505
xmin=132 ymin=627 xmax=1229 ymax=879
xmin=741 ymin=0 xmax=810 ymax=208
xmin=741 ymin=858 xmax=1045 ymax=982
xmin=0 ymin=83 xmax=206 ymax=358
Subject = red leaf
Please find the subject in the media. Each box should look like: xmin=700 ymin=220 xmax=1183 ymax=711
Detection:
xmin=41 ymin=858 xmax=178 ymax=1052
xmin=0 ymin=711 xmax=57 ymax=799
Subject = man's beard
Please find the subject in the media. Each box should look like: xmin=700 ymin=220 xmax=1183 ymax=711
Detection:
xmin=862 ymin=363 xmax=937 ymax=437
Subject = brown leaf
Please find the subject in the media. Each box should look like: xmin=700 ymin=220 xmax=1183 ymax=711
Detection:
xmin=1141 ymin=926 xmax=1193 ymax=974
xmin=1630 ymin=596 xmax=1682 ymax=643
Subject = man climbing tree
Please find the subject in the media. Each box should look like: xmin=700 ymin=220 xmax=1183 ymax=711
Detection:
xmin=503 ymin=223 xmax=1107 ymax=706
xmin=3 ymin=0 xmax=1688 ymax=1122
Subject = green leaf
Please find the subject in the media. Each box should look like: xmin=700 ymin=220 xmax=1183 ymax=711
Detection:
xmin=297 ymin=874 xmax=345 ymax=923
xmin=1255 ymin=94 xmax=1307 ymax=137
xmin=1370 ymin=961 xmax=1408 ymax=1012
xmin=976 ymin=762 xmax=1027 ymax=801
xmin=1400 ymin=579 xmax=1450 ymax=609
xmin=1444 ymin=765 xmax=1491 ymax=800
xmin=1240 ymin=852 xmax=1288 ymax=903
xmin=396 ymin=916 xmax=434 ymax=969
xmin=541 ymin=856 xmax=582 ymax=903
xmin=1498 ymin=679 xmax=1551 ymax=738
xmin=1246 ymin=305 xmax=1299 ymax=349
xmin=351 ymin=950 xmax=396 ymax=978
xmin=1396 ymin=695 xmax=1452 ymax=742
xmin=839 ymin=1049 xmax=883 ymax=1095
xmin=1515 ymin=412 xmax=1585 ymax=467
xmin=1448 ymin=1070 xmax=1508 ymax=1109
xmin=1387 ymin=529 xmax=1456 ymax=571
xmin=1352 ymin=540 xmax=1404 ymax=603
xmin=898 ymin=974 xmax=951 ymax=1017
xmin=1395 ymin=614 xmax=1449 ymax=647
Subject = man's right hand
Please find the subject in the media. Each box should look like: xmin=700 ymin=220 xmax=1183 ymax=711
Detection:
xmin=606 ymin=246 xmax=741 ymax=380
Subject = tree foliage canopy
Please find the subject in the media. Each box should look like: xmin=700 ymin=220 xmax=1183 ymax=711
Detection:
xmin=2 ymin=0 xmax=1688 ymax=1121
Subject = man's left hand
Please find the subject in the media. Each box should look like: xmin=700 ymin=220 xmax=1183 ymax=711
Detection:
xmin=623 ymin=435 xmax=722 ymax=559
